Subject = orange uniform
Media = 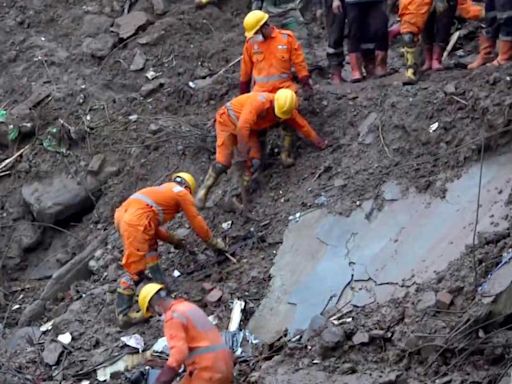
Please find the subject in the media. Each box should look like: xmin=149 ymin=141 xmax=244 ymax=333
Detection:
xmin=214 ymin=92 xmax=321 ymax=167
xmin=456 ymin=0 xmax=484 ymax=20
xmin=164 ymin=299 xmax=233 ymax=383
xmin=240 ymin=26 xmax=309 ymax=94
xmin=114 ymin=182 xmax=212 ymax=277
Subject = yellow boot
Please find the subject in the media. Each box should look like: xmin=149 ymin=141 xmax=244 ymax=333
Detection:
xmin=402 ymin=46 xmax=418 ymax=85
xmin=195 ymin=163 xmax=227 ymax=209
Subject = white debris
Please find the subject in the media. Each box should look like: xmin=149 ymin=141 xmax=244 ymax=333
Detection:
xmin=12 ymin=304 xmax=21 ymax=310
xmin=145 ymin=69 xmax=161 ymax=80
xmin=80 ymin=381 xmax=90 ymax=384
xmin=288 ymin=212 xmax=302 ymax=222
xmin=57 ymin=332 xmax=72 ymax=345
xmin=228 ymin=299 xmax=245 ymax=332
xmin=128 ymin=114 xmax=139 ymax=122
xmin=208 ymin=315 xmax=219 ymax=325
xmin=121 ymin=334 xmax=145 ymax=353
xmin=151 ymin=337 xmax=168 ymax=354
xmin=40 ymin=319 xmax=54 ymax=332
xmin=188 ymin=81 xmax=197 ymax=89
xmin=172 ymin=269 xmax=182 ymax=278
xmin=429 ymin=122 xmax=439 ymax=133
xmin=221 ymin=221 xmax=233 ymax=231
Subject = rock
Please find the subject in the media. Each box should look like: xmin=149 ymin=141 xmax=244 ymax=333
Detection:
xmin=340 ymin=363 xmax=357 ymax=374
xmin=416 ymin=291 xmax=436 ymax=311
xmin=151 ymin=0 xmax=171 ymax=15
xmin=435 ymin=377 xmax=452 ymax=384
xmin=18 ymin=300 xmax=46 ymax=326
xmin=82 ymin=34 xmax=116 ymax=58
xmin=148 ymin=123 xmax=163 ymax=134
xmin=136 ymin=17 xmax=175 ymax=45
xmin=202 ymin=282 xmax=214 ymax=292
xmin=404 ymin=335 xmax=419 ymax=350
xmin=369 ymin=330 xmax=387 ymax=339
xmin=139 ymin=79 xmax=166 ymax=97
xmin=436 ymin=291 xmax=453 ymax=310
xmin=378 ymin=372 xmax=400 ymax=384
xmin=22 ymin=174 xmax=94 ymax=224
xmin=6 ymin=327 xmax=42 ymax=351
xmin=10 ymin=86 xmax=51 ymax=120
xmin=382 ymin=181 xmax=402 ymax=201
xmin=16 ymin=222 xmax=43 ymax=251
xmin=111 ymin=11 xmax=153 ymax=39
xmin=352 ymin=331 xmax=370 ymax=345
xmin=302 ymin=314 xmax=328 ymax=343
xmin=319 ymin=326 xmax=345 ymax=348
xmin=28 ymin=254 xmax=62 ymax=280
xmin=42 ymin=342 xmax=64 ymax=366
xmin=87 ymin=154 xmax=105 ymax=174
xmin=358 ymin=112 xmax=378 ymax=144
xmin=130 ymin=49 xmax=146 ymax=71
xmin=443 ymin=83 xmax=456 ymax=95
xmin=80 ymin=14 xmax=113 ymax=37
xmin=205 ymin=288 xmax=223 ymax=303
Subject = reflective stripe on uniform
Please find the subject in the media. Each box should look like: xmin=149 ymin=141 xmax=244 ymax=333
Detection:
xmin=187 ymin=343 xmax=229 ymax=360
xmin=225 ymin=102 xmax=238 ymax=124
xmin=170 ymin=310 xmax=188 ymax=325
xmin=253 ymin=73 xmax=292 ymax=84
xmin=129 ymin=193 xmax=165 ymax=224
xmin=145 ymin=250 xmax=159 ymax=260
xmin=486 ymin=10 xmax=512 ymax=19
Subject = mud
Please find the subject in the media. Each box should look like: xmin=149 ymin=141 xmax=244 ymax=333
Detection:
xmin=1 ymin=0 xmax=512 ymax=383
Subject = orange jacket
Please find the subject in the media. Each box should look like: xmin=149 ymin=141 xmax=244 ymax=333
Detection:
xmin=118 ymin=182 xmax=212 ymax=242
xmin=240 ymin=26 xmax=309 ymax=93
xmin=221 ymin=92 xmax=321 ymax=153
xmin=164 ymin=299 xmax=231 ymax=370
xmin=457 ymin=0 xmax=484 ymax=19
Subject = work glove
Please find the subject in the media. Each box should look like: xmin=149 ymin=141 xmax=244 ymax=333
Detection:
xmin=312 ymin=137 xmax=328 ymax=150
xmin=156 ymin=365 xmax=178 ymax=384
xmin=239 ymin=80 xmax=251 ymax=95
xmin=167 ymin=232 xmax=185 ymax=250
xmin=434 ymin=0 xmax=448 ymax=14
xmin=332 ymin=0 xmax=343 ymax=14
xmin=299 ymin=76 xmax=314 ymax=93
xmin=207 ymin=237 xmax=228 ymax=252
xmin=148 ymin=263 xmax=169 ymax=287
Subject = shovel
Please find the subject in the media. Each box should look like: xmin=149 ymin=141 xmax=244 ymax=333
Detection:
xmin=188 ymin=57 xmax=241 ymax=89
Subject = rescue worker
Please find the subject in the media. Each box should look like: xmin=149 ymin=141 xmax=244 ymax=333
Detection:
xmin=325 ymin=0 xmax=346 ymax=84
xmin=240 ymin=10 xmax=312 ymax=167
xmin=345 ymin=0 xmax=389 ymax=81
xmin=114 ymin=173 xmax=227 ymax=329
xmin=195 ymin=89 xmax=328 ymax=209
xmin=468 ymin=0 xmax=511 ymax=68
xmin=139 ymin=283 xmax=233 ymax=384
xmin=422 ymin=0 xmax=484 ymax=71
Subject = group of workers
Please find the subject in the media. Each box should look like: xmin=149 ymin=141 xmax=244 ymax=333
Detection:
xmin=111 ymin=0 xmax=512 ymax=382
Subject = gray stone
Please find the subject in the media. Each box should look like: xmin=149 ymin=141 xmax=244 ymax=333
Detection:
xmin=340 ymin=363 xmax=357 ymax=374
xmin=16 ymin=222 xmax=43 ymax=251
xmin=382 ymin=181 xmax=402 ymax=201
xmin=369 ymin=330 xmax=387 ymax=339
xmin=302 ymin=314 xmax=328 ymax=343
xmin=111 ymin=11 xmax=153 ymax=39
xmin=29 ymin=254 xmax=62 ymax=280
xmin=10 ymin=86 xmax=51 ymax=120
xmin=319 ymin=326 xmax=345 ymax=348
xmin=130 ymin=49 xmax=146 ymax=71
xmin=443 ymin=83 xmax=456 ymax=95
xmin=377 ymin=372 xmax=400 ymax=384
xmin=139 ymin=79 xmax=166 ymax=97
xmin=205 ymin=288 xmax=223 ymax=303
xmin=436 ymin=291 xmax=453 ymax=310
xmin=87 ymin=154 xmax=105 ymax=174
xmin=82 ymin=34 xmax=116 ymax=58
xmin=6 ymin=327 xmax=42 ymax=351
xmin=136 ymin=17 xmax=175 ymax=45
xmin=358 ymin=112 xmax=378 ymax=144
xmin=416 ymin=291 xmax=436 ymax=311
xmin=42 ymin=342 xmax=63 ymax=366
xmin=151 ymin=0 xmax=171 ymax=15
xmin=21 ymin=174 xmax=94 ymax=224
xmin=80 ymin=14 xmax=113 ymax=37
xmin=148 ymin=123 xmax=163 ymax=134
xmin=352 ymin=331 xmax=370 ymax=345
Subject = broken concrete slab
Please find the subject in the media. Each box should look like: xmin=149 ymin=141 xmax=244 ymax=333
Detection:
xmin=87 ymin=154 xmax=105 ymax=174
xmin=42 ymin=342 xmax=64 ymax=366
xmin=22 ymin=174 xmax=94 ymax=224
xmin=82 ymin=34 xmax=116 ymax=58
xmin=111 ymin=11 xmax=153 ymax=39
xmin=136 ymin=17 xmax=176 ymax=45
xmin=130 ymin=49 xmax=146 ymax=71
xmin=436 ymin=291 xmax=453 ymax=310
xmin=416 ymin=291 xmax=436 ymax=311
xmin=80 ymin=14 xmax=113 ymax=37
xmin=358 ymin=112 xmax=378 ymax=144
xmin=139 ymin=79 xmax=166 ymax=97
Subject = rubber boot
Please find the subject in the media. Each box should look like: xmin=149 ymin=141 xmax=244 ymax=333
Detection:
xmin=147 ymin=263 xmax=169 ymax=289
xmin=431 ymin=44 xmax=445 ymax=71
xmin=402 ymin=46 xmax=418 ymax=85
xmin=280 ymin=127 xmax=295 ymax=167
xmin=195 ymin=163 xmax=227 ymax=208
xmin=468 ymin=36 xmax=496 ymax=69
xmin=375 ymin=50 xmax=388 ymax=77
xmin=349 ymin=53 xmax=363 ymax=83
xmin=330 ymin=67 xmax=344 ymax=85
xmin=362 ymin=50 xmax=376 ymax=77
xmin=491 ymin=40 xmax=512 ymax=66
xmin=421 ymin=45 xmax=433 ymax=72
xmin=116 ymin=291 xmax=145 ymax=329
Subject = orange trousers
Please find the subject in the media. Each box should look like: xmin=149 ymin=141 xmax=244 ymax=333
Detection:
xmin=181 ymin=350 xmax=233 ymax=384
xmin=114 ymin=204 xmax=160 ymax=277
xmin=215 ymin=108 xmax=262 ymax=168
xmin=399 ymin=0 xmax=434 ymax=35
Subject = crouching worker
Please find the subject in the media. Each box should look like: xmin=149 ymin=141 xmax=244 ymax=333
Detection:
xmin=114 ymin=172 xmax=227 ymax=329
xmin=195 ymin=89 xmax=328 ymax=209
xmin=139 ymin=283 xmax=234 ymax=384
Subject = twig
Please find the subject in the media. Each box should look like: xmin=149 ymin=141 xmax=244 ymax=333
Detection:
xmin=202 ymin=19 xmax=215 ymax=33
xmin=223 ymin=252 xmax=238 ymax=264
xmin=471 ymin=134 xmax=485 ymax=290
xmin=451 ymin=95 xmax=468 ymax=105
xmin=0 ymin=144 xmax=31 ymax=172
xmin=378 ymin=121 xmax=393 ymax=159
xmin=38 ymin=56 xmax=56 ymax=92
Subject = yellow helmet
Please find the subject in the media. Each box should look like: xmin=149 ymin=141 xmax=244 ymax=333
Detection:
xmin=172 ymin=172 xmax=197 ymax=195
xmin=274 ymin=89 xmax=298 ymax=119
xmin=243 ymin=10 xmax=269 ymax=38
xmin=138 ymin=283 xmax=165 ymax=317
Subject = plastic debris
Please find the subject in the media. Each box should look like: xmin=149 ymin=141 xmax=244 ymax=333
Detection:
xmin=12 ymin=304 xmax=21 ymax=310
xmin=145 ymin=69 xmax=161 ymax=80
xmin=228 ymin=299 xmax=245 ymax=332
xmin=0 ymin=109 xmax=6 ymax=122
xmin=479 ymin=250 xmax=512 ymax=297
xmin=208 ymin=314 xmax=219 ymax=325
xmin=314 ymin=195 xmax=328 ymax=206
xmin=121 ymin=334 xmax=145 ymax=353
xmin=128 ymin=114 xmax=139 ymax=122
xmin=57 ymin=332 xmax=72 ymax=345
xmin=222 ymin=330 xmax=258 ymax=357
xmin=172 ymin=269 xmax=182 ymax=278
xmin=151 ymin=337 xmax=168 ymax=355
xmin=288 ymin=212 xmax=302 ymax=223
xmin=42 ymin=126 xmax=69 ymax=154
xmin=8 ymin=125 xmax=19 ymax=142
xmin=39 ymin=319 xmax=54 ymax=332
xmin=429 ymin=122 xmax=439 ymax=133
xmin=221 ymin=221 xmax=233 ymax=231
xmin=80 ymin=381 xmax=90 ymax=384
xmin=96 ymin=351 xmax=152 ymax=381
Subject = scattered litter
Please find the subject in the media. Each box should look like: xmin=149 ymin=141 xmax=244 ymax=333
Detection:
xmin=40 ymin=319 xmax=54 ymax=332
xmin=12 ymin=304 xmax=21 ymax=310
xmin=121 ymin=334 xmax=144 ymax=353
xmin=288 ymin=212 xmax=302 ymax=223
xmin=429 ymin=122 xmax=439 ymax=133
xmin=145 ymin=69 xmax=161 ymax=80
xmin=128 ymin=114 xmax=139 ymax=122
xmin=331 ymin=317 xmax=353 ymax=326
xmin=57 ymin=332 xmax=72 ymax=345
xmin=221 ymin=221 xmax=233 ymax=231
xmin=314 ymin=195 xmax=328 ymax=206
xmin=96 ymin=351 xmax=152 ymax=381
xmin=172 ymin=269 xmax=182 ymax=278
xmin=0 ymin=109 xmax=6 ymax=122
xmin=188 ymin=81 xmax=196 ymax=89
xmin=312 ymin=359 xmax=321 ymax=364
xmin=223 ymin=330 xmax=258 ymax=357
xmin=80 ymin=381 xmax=90 ymax=384
xmin=42 ymin=126 xmax=69 ymax=154
xmin=479 ymin=250 xmax=512 ymax=297
xmin=208 ymin=315 xmax=219 ymax=325
xmin=228 ymin=299 xmax=245 ymax=332
xmin=8 ymin=125 xmax=20 ymax=141
xmin=151 ymin=337 xmax=168 ymax=355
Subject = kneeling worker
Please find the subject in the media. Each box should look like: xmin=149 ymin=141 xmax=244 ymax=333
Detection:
xmin=139 ymin=283 xmax=234 ymax=383
xmin=195 ymin=89 xmax=328 ymax=208
xmin=114 ymin=172 xmax=227 ymax=328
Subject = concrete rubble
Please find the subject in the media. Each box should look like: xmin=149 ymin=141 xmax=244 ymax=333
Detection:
xmin=130 ymin=49 xmax=146 ymax=71
xmin=81 ymin=34 xmax=116 ymax=58
xmin=111 ymin=12 xmax=153 ymax=39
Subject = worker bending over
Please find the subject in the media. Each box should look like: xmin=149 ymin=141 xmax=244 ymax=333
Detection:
xmin=195 ymin=89 xmax=327 ymax=209
xmin=139 ymin=283 xmax=234 ymax=383
xmin=114 ymin=173 xmax=226 ymax=328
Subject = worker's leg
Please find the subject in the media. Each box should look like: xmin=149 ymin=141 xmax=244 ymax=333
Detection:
xmin=492 ymin=0 xmax=512 ymax=65
xmin=346 ymin=2 xmax=364 ymax=82
xmin=421 ymin=11 xmax=436 ymax=71
xmin=468 ymin=0 xmax=498 ymax=69
xmin=324 ymin=0 xmax=346 ymax=84
xmin=368 ymin=1 xmax=389 ymax=76
xmin=431 ymin=0 xmax=457 ymax=70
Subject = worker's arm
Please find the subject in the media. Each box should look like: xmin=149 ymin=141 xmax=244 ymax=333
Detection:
xmin=240 ymin=42 xmax=253 ymax=94
xmin=286 ymin=110 xmax=327 ymax=148
xmin=290 ymin=34 xmax=310 ymax=81
xmin=456 ymin=0 xmax=484 ymax=19
xmin=236 ymin=99 xmax=265 ymax=157
xmin=164 ymin=314 xmax=189 ymax=370
xmin=156 ymin=227 xmax=184 ymax=249
xmin=178 ymin=190 xmax=212 ymax=242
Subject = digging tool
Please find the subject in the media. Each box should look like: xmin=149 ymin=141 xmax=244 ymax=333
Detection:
xmin=443 ymin=30 xmax=461 ymax=62
xmin=188 ymin=57 xmax=241 ymax=89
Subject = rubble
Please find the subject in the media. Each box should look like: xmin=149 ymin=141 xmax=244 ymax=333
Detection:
xmin=416 ymin=291 xmax=436 ymax=311
xmin=80 ymin=15 xmax=113 ymax=37
xmin=358 ymin=112 xmax=378 ymax=144
xmin=205 ymin=288 xmax=223 ymax=303
xmin=81 ymin=34 xmax=116 ymax=58
xmin=139 ymin=79 xmax=166 ymax=97
xmin=130 ymin=49 xmax=146 ymax=71
xmin=15 ymin=222 xmax=43 ymax=251
xmin=319 ymin=325 xmax=345 ymax=352
xmin=111 ymin=12 xmax=153 ymax=39
xmin=302 ymin=314 xmax=328 ymax=343
xmin=42 ymin=342 xmax=64 ymax=365
xmin=87 ymin=154 xmax=106 ymax=174
xmin=151 ymin=0 xmax=171 ymax=15
xmin=436 ymin=291 xmax=453 ymax=310
xmin=21 ymin=174 xmax=95 ymax=224
xmin=352 ymin=331 xmax=370 ymax=345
